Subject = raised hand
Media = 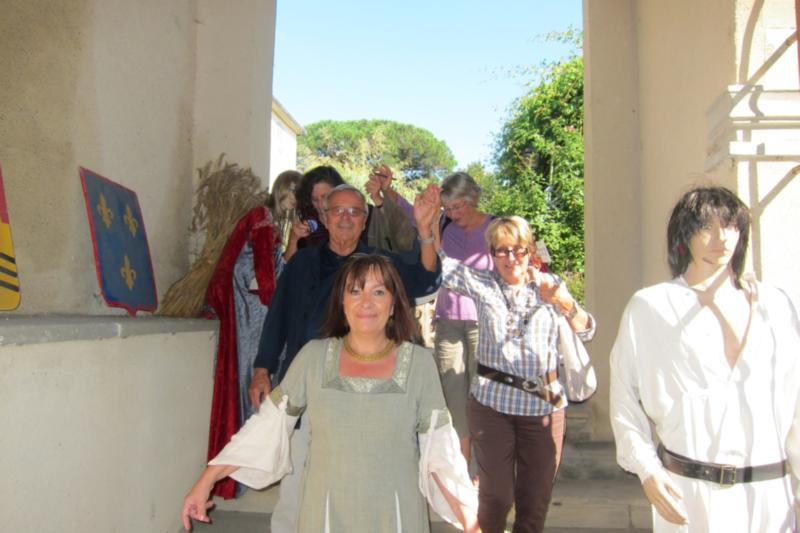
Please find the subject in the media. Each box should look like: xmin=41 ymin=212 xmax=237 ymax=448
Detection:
xmin=365 ymin=175 xmax=383 ymax=205
xmin=423 ymin=183 xmax=441 ymax=206
xmin=370 ymin=164 xmax=393 ymax=191
xmin=290 ymin=219 xmax=311 ymax=240
xmin=414 ymin=184 xmax=441 ymax=233
xmin=534 ymin=269 xmax=571 ymax=308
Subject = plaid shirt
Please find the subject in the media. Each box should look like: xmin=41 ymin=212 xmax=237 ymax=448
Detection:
xmin=441 ymin=256 xmax=595 ymax=416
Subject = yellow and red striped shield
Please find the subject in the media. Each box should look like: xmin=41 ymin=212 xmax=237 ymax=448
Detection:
xmin=0 ymin=165 xmax=20 ymax=309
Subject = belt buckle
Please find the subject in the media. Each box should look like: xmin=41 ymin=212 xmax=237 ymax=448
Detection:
xmin=719 ymin=464 xmax=736 ymax=486
xmin=521 ymin=379 xmax=539 ymax=393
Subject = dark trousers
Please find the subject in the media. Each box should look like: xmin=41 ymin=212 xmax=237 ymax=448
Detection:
xmin=468 ymin=396 xmax=565 ymax=533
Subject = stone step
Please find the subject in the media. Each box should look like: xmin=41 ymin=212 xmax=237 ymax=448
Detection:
xmin=547 ymin=477 xmax=651 ymax=530
xmin=558 ymin=441 xmax=632 ymax=480
xmin=203 ymin=441 xmax=652 ymax=532
xmin=200 ymin=476 xmax=653 ymax=532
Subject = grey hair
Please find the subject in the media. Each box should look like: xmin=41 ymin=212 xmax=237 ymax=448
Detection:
xmin=321 ymin=183 xmax=367 ymax=211
xmin=441 ymin=172 xmax=482 ymax=206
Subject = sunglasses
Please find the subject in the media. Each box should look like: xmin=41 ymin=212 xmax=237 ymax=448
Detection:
xmin=492 ymin=246 xmax=530 ymax=258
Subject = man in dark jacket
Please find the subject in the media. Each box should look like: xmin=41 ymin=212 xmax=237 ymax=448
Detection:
xmin=247 ymin=183 xmax=439 ymax=533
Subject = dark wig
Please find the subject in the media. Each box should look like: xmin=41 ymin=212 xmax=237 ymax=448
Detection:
xmin=318 ymin=254 xmax=421 ymax=344
xmin=666 ymin=186 xmax=750 ymax=287
xmin=296 ymin=166 xmax=345 ymax=220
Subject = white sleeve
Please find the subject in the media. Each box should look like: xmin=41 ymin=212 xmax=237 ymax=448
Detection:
xmin=785 ymin=388 xmax=800 ymax=508
xmin=208 ymin=395 xmax=299 ymax=489
xmin=417 ymin=409 xmax=478 ymax=529
xmin=780 ymin=288 xmax=800 ymax=507
xmin=439 ymin=252 xmax=494 ymax=301
xmin=609 ymin=298 xmax=663 ymax=482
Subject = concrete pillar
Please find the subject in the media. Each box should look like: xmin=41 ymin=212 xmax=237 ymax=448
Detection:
xmin=582 ymin=0 xmax=642 ymax=441
xmin=193 ymin=0 xmax=277 ymax=187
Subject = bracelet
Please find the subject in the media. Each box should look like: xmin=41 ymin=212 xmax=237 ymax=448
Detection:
xmin=418 ymin=234 xmax=435 ymax=245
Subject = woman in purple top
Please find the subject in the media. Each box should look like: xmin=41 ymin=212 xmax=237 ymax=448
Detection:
xmin=434 ymin=172 xmax=495 ymax=464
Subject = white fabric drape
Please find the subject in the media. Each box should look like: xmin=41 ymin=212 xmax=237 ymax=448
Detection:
xmin=418 ymin=409 xmax=479 ymax=529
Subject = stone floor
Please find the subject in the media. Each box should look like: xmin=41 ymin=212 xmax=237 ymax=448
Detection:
xmin=190 ymin=441 xmax=652 ymax=532
xmin=192 ymin=475 xmax=652 ymax=532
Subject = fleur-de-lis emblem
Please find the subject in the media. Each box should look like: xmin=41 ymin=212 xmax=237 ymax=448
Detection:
xmin=124 ymin=205 xmax=139 ymax=237
xmin=97 ymin=194 xmax=114 ymax=228
xmin=120 ymin=255 xmax=137 ymax=290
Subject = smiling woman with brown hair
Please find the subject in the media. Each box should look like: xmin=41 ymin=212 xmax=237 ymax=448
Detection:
xmin=182 ymin=254 xmax=478 ymax=533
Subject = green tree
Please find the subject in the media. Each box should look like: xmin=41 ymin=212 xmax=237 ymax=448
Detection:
xmin=297 ymin=119 xmax=456 ymax=195
xmin=483 ymin=54 xmax=584 ymax=279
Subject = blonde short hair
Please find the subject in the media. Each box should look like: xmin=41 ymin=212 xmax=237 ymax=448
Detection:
xmin=485 ymin=216 xmax=535 ymax=253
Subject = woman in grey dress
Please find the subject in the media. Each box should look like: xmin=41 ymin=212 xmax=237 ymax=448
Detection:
xmin=182 ymin=254 xmax=479 ymax=532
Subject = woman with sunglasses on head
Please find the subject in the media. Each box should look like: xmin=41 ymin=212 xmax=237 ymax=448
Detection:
xmin=414 ymin=184 xmax=596 ymax=533
xmin=183 ymin=254 xmax=479 ymax=533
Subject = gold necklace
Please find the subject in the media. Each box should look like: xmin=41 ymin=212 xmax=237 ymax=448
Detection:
xmin=343 ymin=336 xmax=395 ymax=362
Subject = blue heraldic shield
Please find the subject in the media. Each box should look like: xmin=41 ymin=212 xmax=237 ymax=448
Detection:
xmin=80 ymin=167 xmax=157 ymax=315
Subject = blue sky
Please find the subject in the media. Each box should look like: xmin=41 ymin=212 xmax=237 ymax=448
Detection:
xmin=273 ymin=1 xmax=582 ymax=169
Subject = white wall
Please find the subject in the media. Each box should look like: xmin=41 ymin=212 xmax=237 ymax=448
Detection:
xmin=0 ymin=323 xmax=217 ymax=533
xmin=0 ymin=1 xmax=195 ymax=313
xmin=0 ymin=1 xmax=279 ymax=529
xmin=583 ymin=0 xmax=797 ymax=440
xmin=582 ymin=0 xmax=643 ymax=441
xmin=194 ymin=0 xmax=277 ymax=189
xmin=0 ymin=0 xmax=276 ymax=314
xmin=269 ymin=113 xmax=300 ymax=185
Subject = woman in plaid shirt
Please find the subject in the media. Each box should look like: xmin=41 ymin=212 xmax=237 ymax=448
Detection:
xmin=415 ymin=185 xmax=596 ymax=533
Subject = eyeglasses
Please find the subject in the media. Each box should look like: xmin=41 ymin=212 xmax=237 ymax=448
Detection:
xmin=326 ymin=206 xmax=367 ymax=218
xmin=443 ymin=200 xmax=469 ymax=214
xmin=492 ymin=246 xmax=530 ymax=258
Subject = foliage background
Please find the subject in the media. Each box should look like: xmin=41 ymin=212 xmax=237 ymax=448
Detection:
xmin=295 ymin=32 xmax=585 ymax=300
xmin=297 ymin=119 xmax=456 ymax=198
xmin=478 ymin=32 xmax=585 ymax=300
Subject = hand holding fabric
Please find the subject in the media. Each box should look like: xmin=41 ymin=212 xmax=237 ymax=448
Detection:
xmin=248 ymin=368 xmax=272 ymax=407
xmin=534 ymin=269 xmax=574 ymax=313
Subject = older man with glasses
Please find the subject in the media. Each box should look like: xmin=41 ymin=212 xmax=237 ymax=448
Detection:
xmin=246 ymin=183 xmax=440 ymax=533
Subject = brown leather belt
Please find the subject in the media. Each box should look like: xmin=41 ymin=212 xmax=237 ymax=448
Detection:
xmin=477 ymin=363 xmax=564 ymax=408
xmin=658 ymin=445 xmax=788 ymax=486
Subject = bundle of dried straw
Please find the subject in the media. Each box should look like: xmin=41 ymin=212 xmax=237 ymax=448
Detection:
xmin=159 ymin=154 xmax=268 ymax=317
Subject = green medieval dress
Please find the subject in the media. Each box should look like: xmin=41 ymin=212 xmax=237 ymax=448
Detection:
xmin=210 ymin=337 xmax=476 ymax=533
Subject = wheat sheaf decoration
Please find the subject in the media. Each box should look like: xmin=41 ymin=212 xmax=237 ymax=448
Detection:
xmin=159 ymin=154 xmax=267 ymax=317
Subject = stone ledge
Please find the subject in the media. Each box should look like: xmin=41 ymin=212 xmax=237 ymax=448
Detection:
xmin=0 ymin=315 xmax=218 ymax=346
